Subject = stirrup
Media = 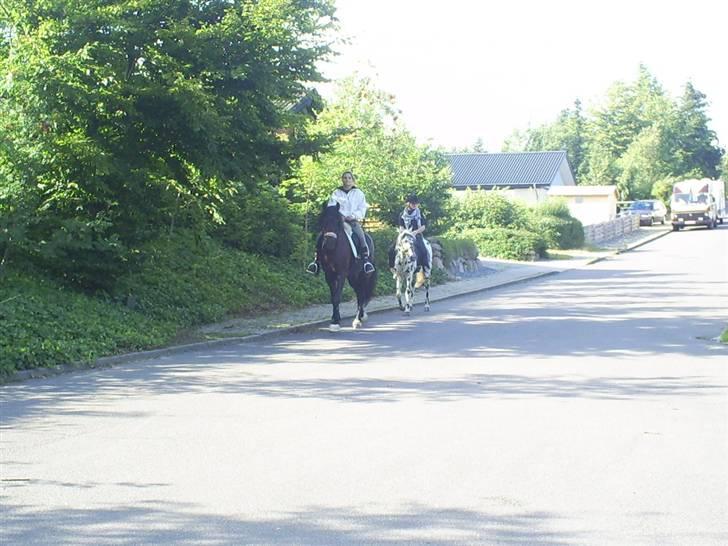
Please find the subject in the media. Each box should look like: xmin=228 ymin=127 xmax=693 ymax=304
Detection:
xmin=363 ymin=261 xmax=375 ymax=274
xmin=306 ymin=262 xmax=319 ymax=275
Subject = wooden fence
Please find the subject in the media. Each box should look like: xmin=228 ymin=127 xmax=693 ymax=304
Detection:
xmin=583 ymin=215 xmax=640 ymax=245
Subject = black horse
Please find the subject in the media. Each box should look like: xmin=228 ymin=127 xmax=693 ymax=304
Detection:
xmin=316 ymin=203 xmax=377 ymax=331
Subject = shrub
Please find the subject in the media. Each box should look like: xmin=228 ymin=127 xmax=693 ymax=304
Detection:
xmin=112 ymin=230 xmax=331 ymax=326
xmin=531 ymin=215 xmax=585 ymax=249
xmin=451 ymin=189 xmax=530 ymax=230
xmin=431 ymin=236 xmax=479 ymax=264
xmin=456 ymin=227 xmax=547 ymax=261
xmin=0 ymin=271 xmax=175 ymax=375
xmin=533 ymin=199 xmax=573 ymax=220
xmin=531 ymin=199 xmax=585 ymax=249
xmin=0 ymin=231 xmax=338 ymax=377
xmin=214 ymin=182 xmax=304 ymax=259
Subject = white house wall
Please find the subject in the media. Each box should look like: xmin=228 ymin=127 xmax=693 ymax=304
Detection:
xmin=559 ymin=195 xmax=617 ymax=225
xmin=452 ymin=187 xmax=548 ymax=205
xmin=557 ymin=159 xmax=576 ymax=185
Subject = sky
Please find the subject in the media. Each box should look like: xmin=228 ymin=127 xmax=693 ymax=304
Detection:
xmin=318 ymin=0 xmax=727 ymax=152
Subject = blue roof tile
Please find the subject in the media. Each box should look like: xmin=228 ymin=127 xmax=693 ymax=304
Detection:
xmin=446 ymin=151 xmax=570 ymax=188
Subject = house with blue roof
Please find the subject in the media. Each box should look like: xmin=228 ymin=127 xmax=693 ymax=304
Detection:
xmin=445 ymin=150 xmax=576 ymax=204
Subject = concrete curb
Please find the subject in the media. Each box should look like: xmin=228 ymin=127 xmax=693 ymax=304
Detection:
xmin=580 ymin=228 xmax=671 ymax=266
xmin=3 ymin=230 xmax=669 ymax=384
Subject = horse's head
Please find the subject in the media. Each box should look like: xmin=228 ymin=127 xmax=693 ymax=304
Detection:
xmin=319 ymin=202 xmax=343 ymax=251
xmin=395 ymin=229 xmax=417 ymax=265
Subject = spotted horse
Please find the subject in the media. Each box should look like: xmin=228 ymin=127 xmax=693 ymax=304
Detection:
xmin=392 ymin=228 xmax=430 ymax=315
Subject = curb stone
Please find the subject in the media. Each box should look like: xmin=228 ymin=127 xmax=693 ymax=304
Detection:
xmin=2 ymin=229 xmax=669 ymax=384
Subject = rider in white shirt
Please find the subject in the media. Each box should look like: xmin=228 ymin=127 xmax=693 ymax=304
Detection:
xmin=307 ymin=171 xmax=375 ymax=275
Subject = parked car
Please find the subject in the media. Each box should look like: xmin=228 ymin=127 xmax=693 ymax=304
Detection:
xmin=629 ymin=199 xmax=667 ymax=225
xmin=617 ymin=201 xmax=634 ymax=217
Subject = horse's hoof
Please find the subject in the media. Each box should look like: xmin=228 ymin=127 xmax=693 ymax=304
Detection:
xmin=425 ymin=305 xmax=431 ymax=312
xmin=352 ymin=319 xmax=362 ymax=329
xmin=404 ymin=310 xmax=411 ymax=316
xmin=361 ymin=312 xmax=368 ymax=322
xmin=329 ymin=324 xmax=341 ymax=332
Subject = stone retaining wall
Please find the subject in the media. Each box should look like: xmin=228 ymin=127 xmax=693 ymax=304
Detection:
xmin=430 ymin=240 xmax=481 ymax=279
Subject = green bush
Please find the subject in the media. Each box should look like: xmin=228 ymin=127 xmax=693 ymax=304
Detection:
xmin=531 ymin=215 xmax=585 ymax=249
xmin=112 ymin=231 xmax=331 ymax=326
xmin=0 ymin=231 xmax=336 ymax=377
xmin=456 ymin=227 xmax=547 ymax=261
xmin=0 ymin=272 xmax=176 ymax=375
xmin=431 ymin=236 xmax=479 ymax=264
xmin=532 ymin=199 xmax=573 ymax=220
xmin=451 ymin=189 xmax=530 ymax=230
xmin=531 ymin=199 xmax=584 ymax=249
xmin=214 ymin=182 xmax=304 ymax=259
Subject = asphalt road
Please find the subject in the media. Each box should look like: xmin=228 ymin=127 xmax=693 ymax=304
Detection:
xmin=2 ymin=225 xmax=727 ymax=545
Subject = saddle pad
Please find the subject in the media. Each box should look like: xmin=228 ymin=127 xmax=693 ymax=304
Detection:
xmin=342 ymin=222 xmax=358 ymax=258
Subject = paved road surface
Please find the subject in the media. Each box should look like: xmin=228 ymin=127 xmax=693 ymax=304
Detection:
xmin=2 ymin=226 xmax=727 ymax=545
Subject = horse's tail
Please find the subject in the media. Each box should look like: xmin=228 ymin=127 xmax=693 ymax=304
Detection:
xmin=362 ymin=269 xmax=377 ymax=307
xmin=358 ymin=233 xmax=377 ymax=307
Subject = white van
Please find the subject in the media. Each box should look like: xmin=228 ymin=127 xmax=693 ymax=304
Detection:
xmin=670 ymin=179 xmax=726 ymax=230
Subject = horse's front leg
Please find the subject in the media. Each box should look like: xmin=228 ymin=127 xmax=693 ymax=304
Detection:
xmin=424 ymin=276 xmax=431 ymax=312
xmin=327 ymin=272 xmax=345 ymax=331
xmin=404 ymin=271 xmax=414 ymax=315
xmin=352 ymin=287 xmax=368 ymax=329
xmin=396 ymin=272 xmax=405 ymax=311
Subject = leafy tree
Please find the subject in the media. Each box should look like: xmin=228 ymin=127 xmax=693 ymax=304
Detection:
xmin=671 ymin=82 xmax=724 ymax=179
xmin=472 ymin=137 xmax=487 ymax=153
xmin=501 ymin=129 xmax=529 ymax=152
xmin=282 ymin=77 xmax=453 ymax=234
xmin=651 ymin=175 xmax=679 ymax=205
xmin=0 ymin=0 xmax=335 ymax=284
xmin=616 ymin=123 xmax=675 ymax=199
xmin=502 ymin=66 xmax=723 ymax=202
xmin=582 ymin=65 xmax=674 ymax=188
xmin=507 ymin=100 xmax=587 ymax=181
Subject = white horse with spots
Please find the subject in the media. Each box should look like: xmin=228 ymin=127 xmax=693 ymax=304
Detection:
xmin=392 ymin=229 xmax=430 ymax=315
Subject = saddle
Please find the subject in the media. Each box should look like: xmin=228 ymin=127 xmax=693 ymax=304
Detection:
xmin=342 ymin=223 xmax=359 ymax=257
xmin=342 ymin=223 xmax=373 ymax=260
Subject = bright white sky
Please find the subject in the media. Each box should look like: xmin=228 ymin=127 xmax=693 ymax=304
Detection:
xmin=319 ymin=0 xmax=727 ymax=152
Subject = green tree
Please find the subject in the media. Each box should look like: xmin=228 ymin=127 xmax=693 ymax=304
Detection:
xmin=507 ymin=99 xmax=587 ymax=181
xmin=616 ymin=123 xmax=674 ymax=199
xmin=671 ymin=82 xmax=724 ymax=179
xmin=582 ymin=65 xmax=674 ymax=189
xmin=0 ymin=0 xmax=335 ymax=284
xmin=282 ymin=77 xmax=453 ymax=233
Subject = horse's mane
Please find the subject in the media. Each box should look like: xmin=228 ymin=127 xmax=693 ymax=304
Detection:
xmin=397 ymin=228 xmax=416 ymax=245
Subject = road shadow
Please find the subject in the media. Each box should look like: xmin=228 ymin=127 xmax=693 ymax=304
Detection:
xmin=0 ymin=499 xmax=581 ymax=545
